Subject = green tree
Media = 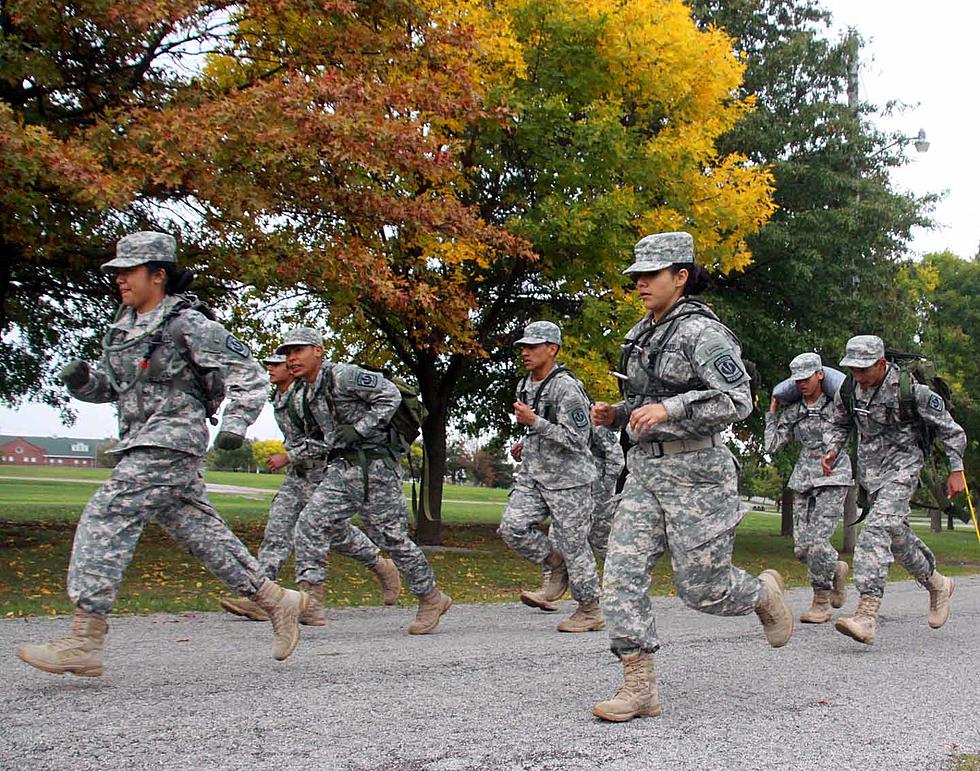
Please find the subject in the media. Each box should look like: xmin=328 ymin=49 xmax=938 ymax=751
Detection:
xmin=208 ymin=439 xmax=255 ymax=473
xmin=687 ymin=0 xmax=932 ymax=443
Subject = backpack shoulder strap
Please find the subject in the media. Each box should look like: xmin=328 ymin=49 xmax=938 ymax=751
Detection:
xmin=530 ymin=365 xmax=569 ymax=414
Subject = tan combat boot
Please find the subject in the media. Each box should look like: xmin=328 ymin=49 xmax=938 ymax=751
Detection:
xmin=253 ymin=580 xmax=308 ymax=660
xmin=829 ymin=561 xmax=849 ymax=609
xmin=15 ymin=609 xmax=107 ymax=677
xmin=592 ymin=653 xmax=662 ymax=722
xmin=834 ymin=594 xmax=880 ymax=645
xmin=520 ymin=551 xmax=567 ymax=610
xmin=755 ymin=569 xmax=793 ymax=647
xmin=219 ymin=597 xmax=269 ymax=622
xmin=557 ymin=602 xmax=605 ymax=633
xmin=408 ymin=589 xmax=452 ymax=635
xmin=298 ymin=581 xmax=327 ymax=626
xmin=921 ymin=571 xmax=955 ymax=629
xmin=799 ymin=588 xmax=833 ymax=624
xmin=370 ymin=557 xmax=401 ymax=606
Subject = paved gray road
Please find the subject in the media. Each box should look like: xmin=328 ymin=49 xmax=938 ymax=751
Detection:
xmin=2 ymin=578 xmax=978 ymax=771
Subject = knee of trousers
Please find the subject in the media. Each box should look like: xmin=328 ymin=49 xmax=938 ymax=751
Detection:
xmin=793 ymin=545 xmax=809 ymax=562
xmin=676 ymin=576 xmax=731 ymax=611
xmin=496 ymin=519 xmax=527 ymax=547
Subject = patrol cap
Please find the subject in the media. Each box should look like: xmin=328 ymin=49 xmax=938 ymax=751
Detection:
xmin=623 ymin=231 xmax=695 ymax=275
xmin=789 ymin=352 xmax=822 ymax=381
xmin=275 ymin=326 xmax=324 ymax=354
xmin=839 ymin=335 xmax=885 ymax=368
xmin=100 ymin=231 xmax=177 ymax=273
xmin=515 ymin=321 xmax=561 ymax=346
xmin=262 ymin=353 xmax=287 ymax=365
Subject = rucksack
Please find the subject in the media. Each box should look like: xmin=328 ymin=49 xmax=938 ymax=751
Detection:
xmin=355 ymin=367 xmax=427 ymax=455
xmin=839 ymin=349 xmax=953 ymax=454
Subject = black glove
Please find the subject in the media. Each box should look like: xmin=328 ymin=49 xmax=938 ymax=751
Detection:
xmin=214 ymin=431 xmax=245 ymax=451
xmin=334 ymin=424 xmax=363 ymax=445
xmin=59 ymin=359 xmax=91 ymax=389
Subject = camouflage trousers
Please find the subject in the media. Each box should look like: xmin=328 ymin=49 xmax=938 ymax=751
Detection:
xmin=604 ymin=445 xmax=762 ymax=656
xmin=257 ymin=469 xmax=380 ymax=582
xmin=498 ymin=481 xmax=599 ymax=604
xmin=68 ymin=448 xmax=263 ymax=616
xmin=791 ymin=485 xmax=848 ymax=589
xmin=588 ymin=474 xmax=619 ymax=559
xmin=295 ymin=456 xmax=436 ymax=596
xmin=854 ymin=482 xmax=936 ymax=598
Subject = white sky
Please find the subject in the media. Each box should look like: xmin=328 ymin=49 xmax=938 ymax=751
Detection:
xmin=2 ymin=0 xmax=976 ymax=440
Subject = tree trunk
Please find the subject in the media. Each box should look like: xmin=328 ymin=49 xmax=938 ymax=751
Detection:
xmin=416 ymin=397 xmax=448 ymax=545
xmin=930 ymin=509 xmax=942 ymax=533
xmin=780 ymin=485 xmax=793 ymax=537
xmin=841 ymin=485 xmax=857 ymax=554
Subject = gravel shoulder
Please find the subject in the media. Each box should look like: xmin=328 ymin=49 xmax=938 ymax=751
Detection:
xmin=2 ymin=578 xmax=978 ymax=771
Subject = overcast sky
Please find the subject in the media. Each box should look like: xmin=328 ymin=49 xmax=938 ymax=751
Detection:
xmin=2 ymin=0 xmax=975 ymax=441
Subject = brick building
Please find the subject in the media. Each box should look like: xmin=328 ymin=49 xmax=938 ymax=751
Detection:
xmin=0 ymin=435 xmax=101 ymax=467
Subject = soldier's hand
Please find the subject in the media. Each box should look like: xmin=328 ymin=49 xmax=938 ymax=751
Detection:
xmin=510 ymin=442 xmax=523 ymax=461
xmin=214 ymin=431 xmax=245 ymax=451
xmin=514 ymin=401 xmax=537 ymax=426
xmin=267 ymin=453 xmax=290 ymax=472
xmin=334 ymin=424 xmax=362 ymax=445
xmin=59 ymin=359 xmax=90 ymax=389
xmin=769 ymin=397 xmax=780 ymax=413
xmin=629 ymin=403 xmax=668 ymax=433
xmin=592 ymin=402 xmax=616 ymax=426
xmin=946 ymin=470 xmax=967 ymax=499
xmin=821 ymin=449 xmax=837 ymax=476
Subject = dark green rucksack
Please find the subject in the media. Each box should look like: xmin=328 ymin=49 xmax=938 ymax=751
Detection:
xmin=839 ymin=350 xmax=953 ymax=454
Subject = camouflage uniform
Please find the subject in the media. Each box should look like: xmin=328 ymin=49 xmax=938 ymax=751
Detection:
xmin=765 ymin=360 xmax=852 ymax=590
xmin=827 ymin=355 xmax=966 ymax=598
xmin=587 ymin=425 xmax=626 ymax=558
xmin=256 ymin=381 xmax=380 ymax=583
xmin=293 ymin=363 xmax=437 ymax=597
xmin=65 ymin=251 xmax=269 ymax=615
xmin=498 ymin=364 xmax=600 ymax=605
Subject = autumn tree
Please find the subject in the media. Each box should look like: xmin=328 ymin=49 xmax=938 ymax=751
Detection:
xmin=251 ymin=438 xmax=286 ymax=472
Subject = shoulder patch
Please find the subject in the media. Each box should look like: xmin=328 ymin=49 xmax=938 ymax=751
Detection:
xmin=713 ymin=353 xmax=744 ymax=384
xmin=571 ymin=407 xmax=589 ymax=428
xmin=356 ymin=371 xmax=379 ymax=389
xmin=928 ymin=394 xmax=943 ymax=412
xmin=225 ymin=335 xmax=250 ymax=358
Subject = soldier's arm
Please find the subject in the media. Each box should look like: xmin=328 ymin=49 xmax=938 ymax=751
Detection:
xmin=68 ymin=364 xmax=116 ymax=404
xmin=336 ymin=365 xmax=400 ymax=437
xmin=915 ymin=385 xmax=966 ymax=472
xmin=529 ymin=378 xmax=593 ymax=452
xmin=177 ymin=313 xmax=266 ymax=436
xmin=283 ymin=385 xmax=333 ymax=463
xmin=763 ymin=409 xmax=793 ymax=454
xmin=658 ymin=327 xmax=753 ymax=430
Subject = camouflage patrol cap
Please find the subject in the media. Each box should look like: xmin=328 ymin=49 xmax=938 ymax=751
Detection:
xmin=515 ymin=320 xmax=561 ymax=346
xmin=100 ymin=231 xmax=177 ymax=273
xmin=262 ymin=353 xmax=288 ymax=365
xmin=275 ymin=326 xmax=324 ymax=353
xmin=623 ymin=231 xmax=695 ymax=275
xmin=839 ymin=335 xmax=885 ymax=368
xmin=789 ymin=352 xmax=822 ymax=380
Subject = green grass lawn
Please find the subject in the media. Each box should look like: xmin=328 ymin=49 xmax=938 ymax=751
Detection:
xmin=1 ymin=465 xmax=978 ymax=617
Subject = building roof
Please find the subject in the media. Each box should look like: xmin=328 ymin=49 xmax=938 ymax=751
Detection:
xmin=0 ymin=435 xmax=104 ymax=458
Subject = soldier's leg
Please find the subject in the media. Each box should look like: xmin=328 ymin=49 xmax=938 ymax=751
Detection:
xmin=854 ymin=483 xmax=931 ymax=597
xmin=255 ymin=473 xmax=307 ymax=582
xmin=357 ymin=460 xmax=436 ymax=597
xmin=802 ymin=486 xmax=847 ymax=589
xmin=67 ymin=449 xmax=196 ymax=615
xmin=546 ymin=484 xmax=599 ymax=605
xmin=791 ymin=491 xmax=813 ymax=568
xmin=497 ymin=483 xmax=553 ymax=564
xmin=670 ymin=526 xmax=763 ymax=617
xmin=292 ymin=463 xmax=360 ymax=587
xmin=603 ymin=472 xmax=668 ymax=657
xmin=588 ymin=477 xmax=618 ymax=559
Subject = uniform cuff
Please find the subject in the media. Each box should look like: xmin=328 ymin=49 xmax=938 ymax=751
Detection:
xmin=662 ymin=396 xmax=686 ymax=421
xmin=219 ymin=415 xmax=249 ymax=437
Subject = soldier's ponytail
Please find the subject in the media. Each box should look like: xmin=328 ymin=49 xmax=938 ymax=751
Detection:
xmin=145 ymin=261 xmax=195 ymax=294
xmin=669 ymin=263 xmax=712 ymax=296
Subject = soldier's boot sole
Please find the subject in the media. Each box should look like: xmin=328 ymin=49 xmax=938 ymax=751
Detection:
xmin=219 ymin=598 xmax=269 ymax=622
xmin=519 ymin=591 xmax=560 ymax=612
xmin=799 ymin=608 xmax=833 ymax=624
xmin=15 ymin=647 xmax=103 ymax=677
xmin=834 ymin=617 xmax=875 ymax=645
xmin=592 ymin=701 xmax=662 ymax=722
